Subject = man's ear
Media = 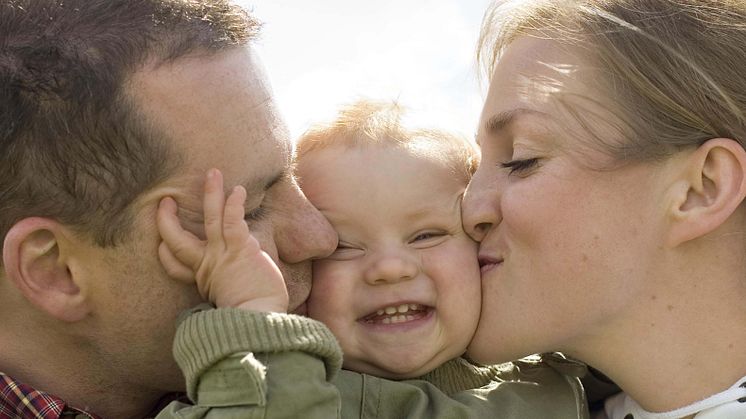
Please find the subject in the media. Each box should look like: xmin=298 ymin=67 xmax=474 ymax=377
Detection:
xmin=2 ymin=217 xmax=91 ymax=322
xmin=667 ymin=138 xmax=746 ymax=246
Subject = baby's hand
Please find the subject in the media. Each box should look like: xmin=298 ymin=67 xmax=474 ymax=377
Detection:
xmin=156 ymin=169 xmax=288 ymax=313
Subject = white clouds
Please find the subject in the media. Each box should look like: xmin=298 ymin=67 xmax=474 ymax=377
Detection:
xmin=240 ymin=0 xmax=491 ymax=139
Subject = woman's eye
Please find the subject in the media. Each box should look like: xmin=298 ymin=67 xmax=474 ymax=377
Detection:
xmin=500 ymin=157 xmax=540 ymax=175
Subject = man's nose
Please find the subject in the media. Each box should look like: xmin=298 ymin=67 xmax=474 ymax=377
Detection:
xmin=462 ymin=172 xmax=500 ymax=242
xmin=276 ymin=187 xmax=337 ymax=263
xmin=363 ymin=251 xmax=419 ymax=285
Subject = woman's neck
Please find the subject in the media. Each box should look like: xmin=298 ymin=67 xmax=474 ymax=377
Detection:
xmin=568 ymin=258 xmax=746 ymax=413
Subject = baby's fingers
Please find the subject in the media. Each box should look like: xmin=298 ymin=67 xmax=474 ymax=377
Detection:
xmin=223 ymin=185 xmax=253 ymax=247
xmin=157 ymin=196 xmax=204 ymax=266
xmin=203 ymin=169 xmax=226 ymax=244
xmin=158 ymin=241 xmax=195 ymax=282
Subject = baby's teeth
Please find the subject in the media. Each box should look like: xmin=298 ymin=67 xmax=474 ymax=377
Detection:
xmin=372 ymin=304 xmax=425 ymax=321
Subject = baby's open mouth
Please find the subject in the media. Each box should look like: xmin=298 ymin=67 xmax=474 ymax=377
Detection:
xmin=360 ymin=303 xmax=431 ymax=324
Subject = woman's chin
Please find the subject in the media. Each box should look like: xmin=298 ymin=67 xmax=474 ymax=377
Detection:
xmin=466 ymin=332 xmax=528 ymax=365
xmin=465 ymin=340 xmax=500 ymax=365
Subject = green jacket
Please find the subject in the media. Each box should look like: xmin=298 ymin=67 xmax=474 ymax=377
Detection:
xmin=156 ymin=308 xmax=590 ymax=419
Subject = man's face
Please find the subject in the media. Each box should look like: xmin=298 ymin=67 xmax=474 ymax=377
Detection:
xmin=83 ymin=47 xmax=337 ymax=392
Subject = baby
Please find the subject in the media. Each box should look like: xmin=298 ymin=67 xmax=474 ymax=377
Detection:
xmin=155 ymin=99 xmax=590 ymax=417
xmin=294 ymin=99 xmax=484 ymax=382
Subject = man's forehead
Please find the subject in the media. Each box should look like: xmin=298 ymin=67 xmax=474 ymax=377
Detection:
xmin=128 ymin=45 xmax=293 ymax=216
xmin=185 ymin=138 xmax=290 ymax=194
xmin=129 ymin=47 xmax=278 ymax=138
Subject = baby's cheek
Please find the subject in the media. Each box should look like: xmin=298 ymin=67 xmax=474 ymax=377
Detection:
xmin=305 ymin=282 xmax=331 ymax=320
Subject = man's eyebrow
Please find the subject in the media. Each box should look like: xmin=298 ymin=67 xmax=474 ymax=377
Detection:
xmin=483 ymin=108 xmax=549 ymax=136
xmin=240 ymin=168 xmax=288 ymax=194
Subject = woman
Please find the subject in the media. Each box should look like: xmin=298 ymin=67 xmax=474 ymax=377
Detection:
xmin=462 ymin=1 xmax=746 ymax=418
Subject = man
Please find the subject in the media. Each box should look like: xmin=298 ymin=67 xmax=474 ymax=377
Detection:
xmin=0 ymin=1 xmax=590 ymax=418
xmin=0 ymin=1 xmax=340 ymax=417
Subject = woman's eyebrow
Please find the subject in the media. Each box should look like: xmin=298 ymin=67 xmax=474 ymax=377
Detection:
xmin=483 ymin=108 xmax=550 ymax=137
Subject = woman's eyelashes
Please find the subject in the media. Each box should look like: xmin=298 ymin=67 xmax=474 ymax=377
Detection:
xmin=500 ymin=157 xmax=540 ymax=175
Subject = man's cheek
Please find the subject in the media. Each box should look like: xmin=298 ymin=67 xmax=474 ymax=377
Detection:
xmin=283 ymin=263 xmax=312 ymax=312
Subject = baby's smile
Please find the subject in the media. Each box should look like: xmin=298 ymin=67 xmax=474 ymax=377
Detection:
xmin=360 ymin=303 xmax=432 ymax=324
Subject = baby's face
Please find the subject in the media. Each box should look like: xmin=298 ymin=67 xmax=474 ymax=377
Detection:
xmin=297 ymin=145 xmax=481 ymax=379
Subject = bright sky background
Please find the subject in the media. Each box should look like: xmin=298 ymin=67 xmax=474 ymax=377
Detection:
xmin=240 ymin=0 xmax=493 ymax=141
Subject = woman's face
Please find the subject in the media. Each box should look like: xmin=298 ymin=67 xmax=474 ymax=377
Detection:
xmin=462 ymin=36 xmax=671 ymax=364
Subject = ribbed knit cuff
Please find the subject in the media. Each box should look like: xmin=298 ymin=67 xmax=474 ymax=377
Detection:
xmin=173 ymin=308 xmax=342 ymax=400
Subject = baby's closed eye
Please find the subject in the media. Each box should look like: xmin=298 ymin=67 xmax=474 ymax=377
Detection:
xmin=409 ymin=230 xmax=449 ymax=248
xmin=328 ymin=241 xmax=365 ymax=260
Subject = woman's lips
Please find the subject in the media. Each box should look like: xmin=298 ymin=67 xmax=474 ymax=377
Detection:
xmin=478 ymin=256 xmax=503 ymax=274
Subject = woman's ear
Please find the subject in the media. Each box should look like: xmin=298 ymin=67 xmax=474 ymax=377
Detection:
xmin=667 ymin=138 xmax=746 ymax=247
xmin=2 ymin=217 xmax=91 ymax=322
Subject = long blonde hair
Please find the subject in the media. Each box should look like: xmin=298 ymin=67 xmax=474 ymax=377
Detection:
xmin=478 ymin=0 xmax=746 ymax=162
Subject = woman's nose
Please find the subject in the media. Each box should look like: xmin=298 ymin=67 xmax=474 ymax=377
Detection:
xmin=462 ymin=171 xmax=500 ymax=242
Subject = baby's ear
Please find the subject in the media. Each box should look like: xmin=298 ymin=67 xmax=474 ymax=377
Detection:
xmin=666 ymin=138 xmax=746 ymax=246
xmin=3 ymin=217 xmax=91 ymax=322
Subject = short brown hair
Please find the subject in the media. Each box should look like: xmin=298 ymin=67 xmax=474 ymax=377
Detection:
xmin=296 ymin=99 xmax=479 ymax=184
xmin=0 ymin=0 xmax=260 ymax=250
xmin=478 ymin=0 xmax=746 ymax=163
